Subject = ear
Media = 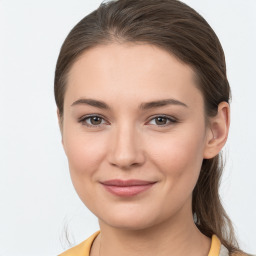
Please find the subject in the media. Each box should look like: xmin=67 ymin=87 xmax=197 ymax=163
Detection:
xmin=203 ymin=101 xmax=230 ymax=159
xmin=57 ymin=108 xmax=63 ymax=145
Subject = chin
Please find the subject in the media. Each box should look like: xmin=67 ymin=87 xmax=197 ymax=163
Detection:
xmin=105 ymin=218 xmax=156 ymax=231
xmin=98 ymin=208 xmax=162 ymax=231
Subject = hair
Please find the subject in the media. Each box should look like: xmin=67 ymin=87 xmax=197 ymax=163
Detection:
xmin=54 ymin=0 xmax=241 ymax=254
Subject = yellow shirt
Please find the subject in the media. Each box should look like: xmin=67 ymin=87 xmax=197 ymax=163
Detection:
xmin=59 ymin=231 xmax=227 ymax=256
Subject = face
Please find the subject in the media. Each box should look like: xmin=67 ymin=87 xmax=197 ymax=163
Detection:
xmin=61 ymin=43 xmax=213 ymax=230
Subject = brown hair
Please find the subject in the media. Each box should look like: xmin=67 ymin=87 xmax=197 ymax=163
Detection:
xmin=54 ymin=0 xmax=240 ymax=253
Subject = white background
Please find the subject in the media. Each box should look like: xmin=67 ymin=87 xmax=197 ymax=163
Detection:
xmin=0 ymin=0 xmax=255 ymax=255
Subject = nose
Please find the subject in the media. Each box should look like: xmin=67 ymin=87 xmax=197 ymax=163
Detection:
xmin=108 ymin=124 xmax=146 ymax=169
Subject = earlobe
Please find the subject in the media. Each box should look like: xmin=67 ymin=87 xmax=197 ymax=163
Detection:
xmin=203 ymin=101 xmax=230 ymax=159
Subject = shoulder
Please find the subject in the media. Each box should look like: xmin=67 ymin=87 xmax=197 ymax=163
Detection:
xmin=230 ymin=253 xmax=255 ymax=256
xmin=211 ymin=235 xmax=255 ymax=256
xmin=58 ymin=231 xmax=100 ymax=256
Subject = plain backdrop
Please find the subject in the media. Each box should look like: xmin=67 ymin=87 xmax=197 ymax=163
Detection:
xmin=0 ymin=0 xmax=255 ymax=255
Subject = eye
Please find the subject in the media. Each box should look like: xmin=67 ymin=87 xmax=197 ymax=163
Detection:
xmin=147 ymin=115 xmax=177 ymax=127
xmin=79 ymin=115 xmax=108 ymax=127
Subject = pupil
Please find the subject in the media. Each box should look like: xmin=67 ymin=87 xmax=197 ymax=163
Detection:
xmin=156 ymin=117 xmax=167 ymax=125
xmin=91 ymin=116 xmax=101 ymax=125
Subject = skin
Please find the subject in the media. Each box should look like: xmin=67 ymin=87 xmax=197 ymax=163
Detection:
xmin=59 ymin=42 xmax=230 ymax=256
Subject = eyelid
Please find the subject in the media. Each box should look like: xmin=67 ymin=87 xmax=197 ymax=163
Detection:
xmin=78 ymin=114 xmax=178 ymax=128
xmin=78 ymin=113 xmax=106 ymax=121
xmin=78 ymin=114 xmax=109 ymax=127
xmin=146 ymin=114 xmax=178 ymax=126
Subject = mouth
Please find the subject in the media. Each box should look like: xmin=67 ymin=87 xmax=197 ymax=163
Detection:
xmin=100 ymin=179 xmax=157 ymax=197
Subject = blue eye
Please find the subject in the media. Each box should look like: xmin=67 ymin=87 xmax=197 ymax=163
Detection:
xmin=79 ymin=115 xmax=107 ymax=127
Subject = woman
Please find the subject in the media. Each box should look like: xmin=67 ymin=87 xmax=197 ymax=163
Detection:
xmin=54 ymin=0 xmax=246 ymax=255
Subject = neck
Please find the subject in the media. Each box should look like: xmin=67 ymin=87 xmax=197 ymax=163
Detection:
xmin=91 ymin=203 xmax=211 ymax=256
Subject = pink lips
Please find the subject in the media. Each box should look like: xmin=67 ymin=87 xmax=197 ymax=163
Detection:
xmin=100 ymin=179 xmax=156 ymax=197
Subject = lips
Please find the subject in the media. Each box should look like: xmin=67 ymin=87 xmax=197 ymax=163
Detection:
xmin=100 ymin=179 xmax=156 ymax=197
xmin=101 ymin=179 xmax=156 ymax=186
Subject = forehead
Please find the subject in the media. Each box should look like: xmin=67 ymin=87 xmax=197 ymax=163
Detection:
xmin=65 ymin=43 xmax=204 ymax=110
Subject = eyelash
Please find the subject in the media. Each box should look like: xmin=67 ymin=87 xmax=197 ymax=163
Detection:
xmin=78 ymin=114 xmax=178 ymax=128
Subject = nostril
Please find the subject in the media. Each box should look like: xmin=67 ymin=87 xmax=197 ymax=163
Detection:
xmin=108 ymin=150 xmax=146 ymax=169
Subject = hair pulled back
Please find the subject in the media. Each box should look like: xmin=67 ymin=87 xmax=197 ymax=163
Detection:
xmin=54 ymin=0 xmax=239 ymax=253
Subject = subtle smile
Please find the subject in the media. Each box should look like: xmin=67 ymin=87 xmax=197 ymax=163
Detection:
xmin=100 ymin=179 xmax=157 ymax=197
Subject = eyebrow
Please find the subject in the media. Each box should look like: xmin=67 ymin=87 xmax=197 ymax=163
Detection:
xmin=71 ymin=98 xmax=188 ymax=110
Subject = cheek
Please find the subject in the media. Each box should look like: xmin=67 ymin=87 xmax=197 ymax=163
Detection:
xmin=63 ymin=130 xmax=110 ymax=210
xmin=147 ymin=125 xmax=206 ymax=189
xmin=63 ymin=127 xmax=107 ymax=182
